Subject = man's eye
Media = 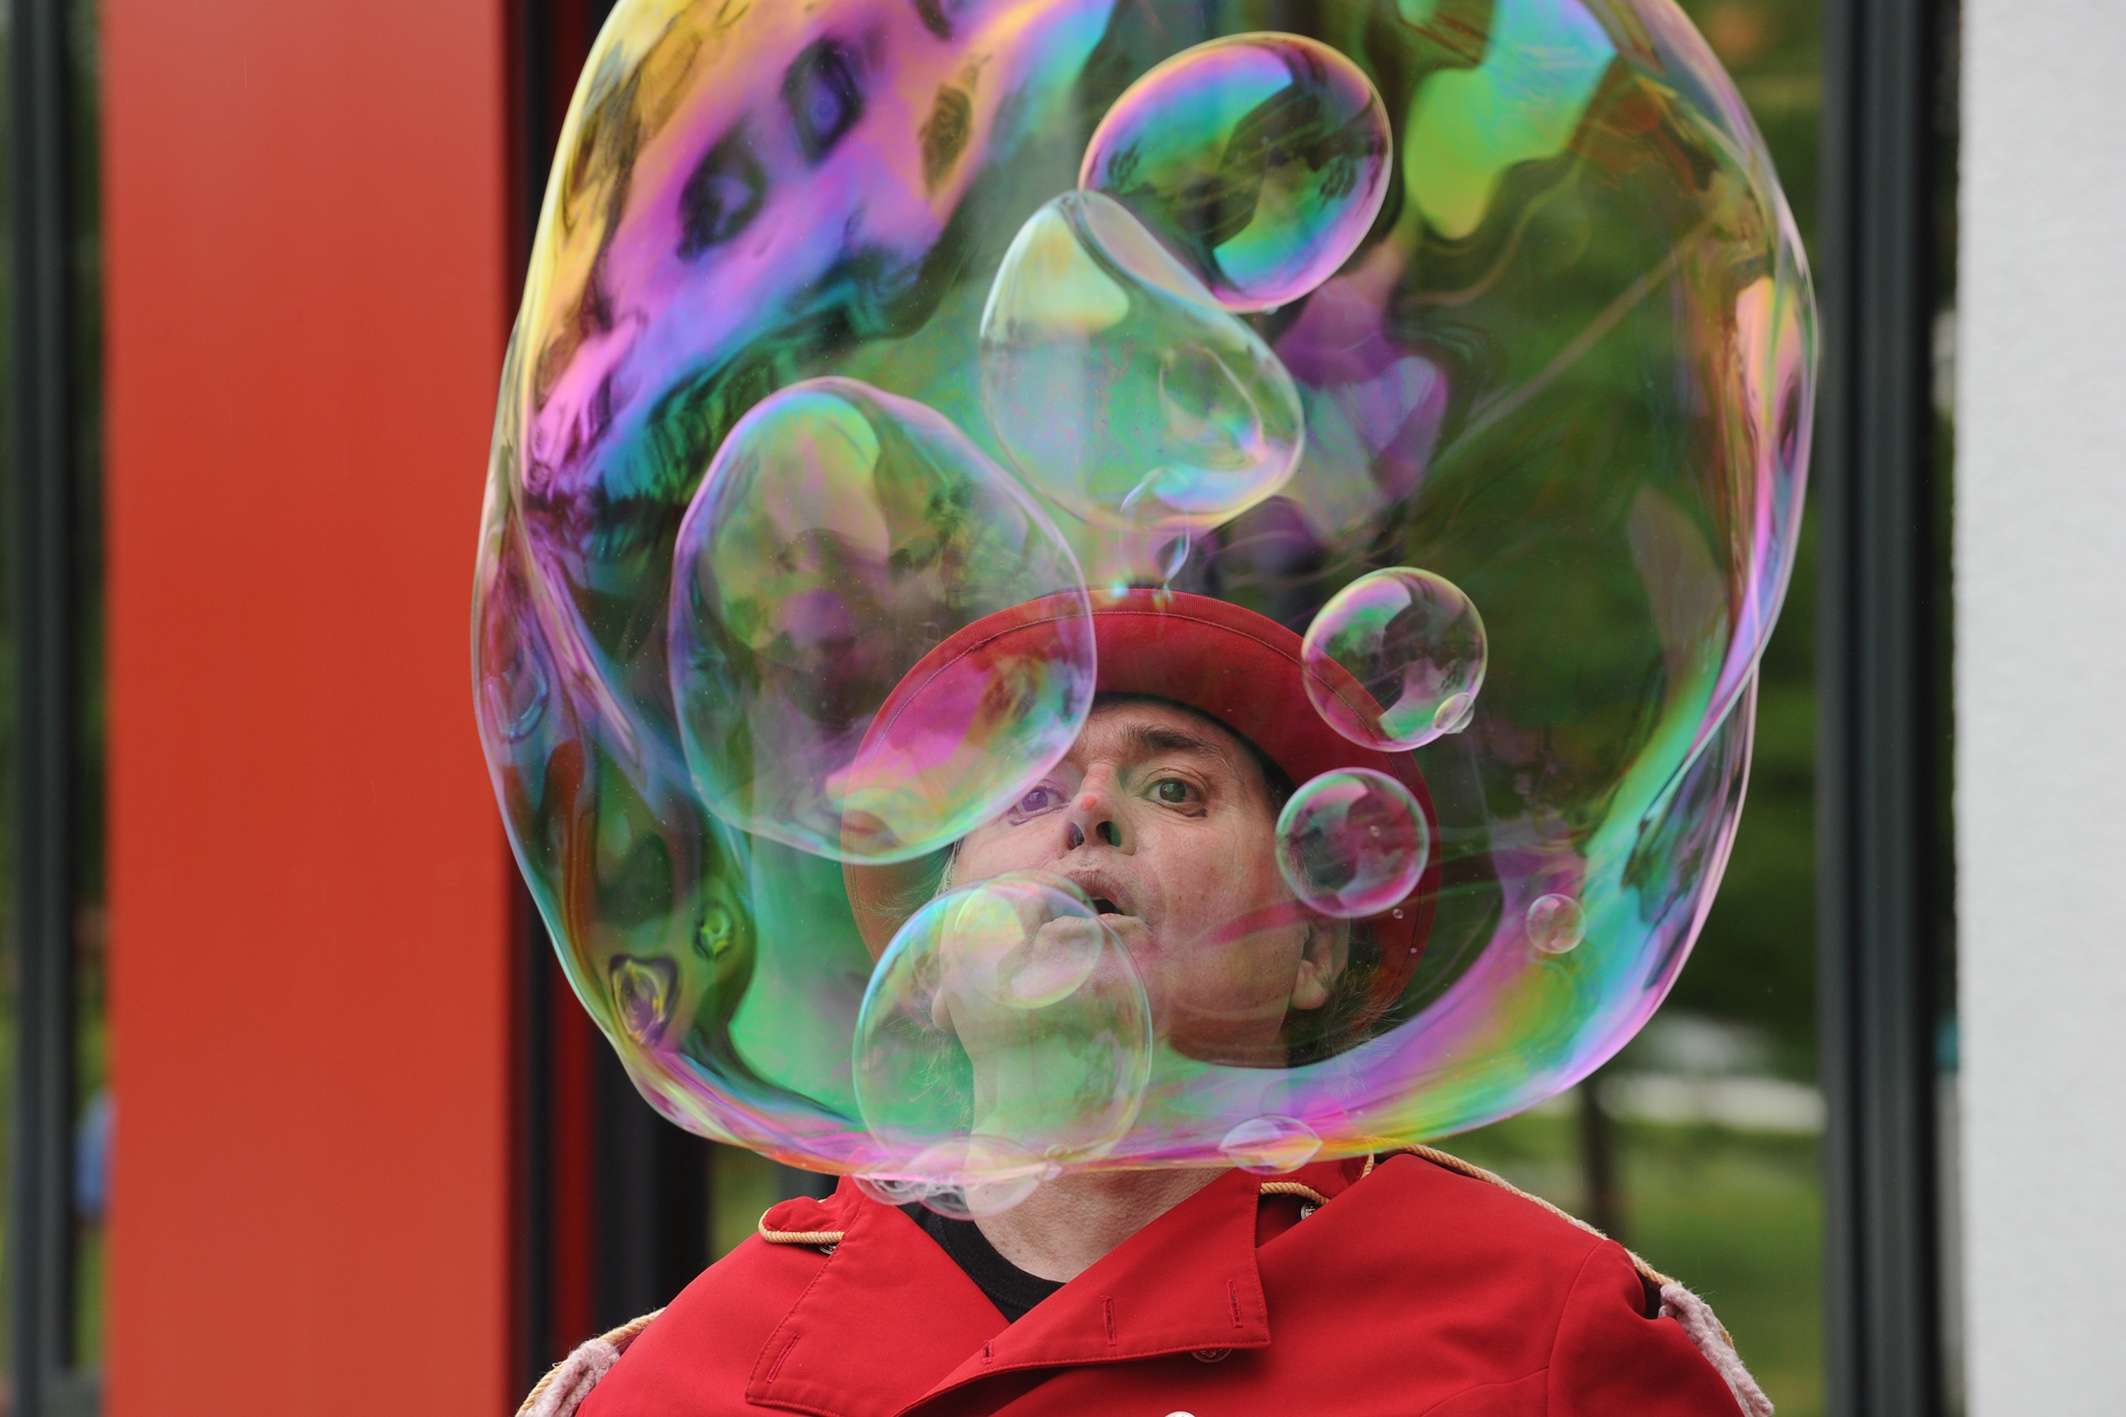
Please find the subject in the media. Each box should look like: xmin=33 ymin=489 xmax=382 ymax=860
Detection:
xmin=1015 ymin=786 xmax=1062 ymax=815
xmin=1152 ymin=779 xmax=1192 ymax=805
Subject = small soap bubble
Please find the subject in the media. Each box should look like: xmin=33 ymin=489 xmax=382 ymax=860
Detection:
xmin=610 ymin=956 xmax=678 ymax=1047
xmin=1276 ymin=769 xmax=1429 ymax=919
xmin=668 ymin=377 xmax=1094 ymax=864
xmin=1219 ymin=1115 xmax=1323 ymax=1174
xmin=853 ymin=873 xmax=1153 ymax=1185
xmin=980 ymin=191 xmax=1302 ymax=534
xmin=1302 ymin=567 xmax=1488 ymax=751
xmin=1526 ymin=894 xmax=1587 ymax=955
xmin=1081 ymin=34 xmax=1392 ymax=312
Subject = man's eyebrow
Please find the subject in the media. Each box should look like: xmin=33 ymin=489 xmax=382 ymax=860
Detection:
xmin=1121 ymin=723 xmax=1230 ymax=764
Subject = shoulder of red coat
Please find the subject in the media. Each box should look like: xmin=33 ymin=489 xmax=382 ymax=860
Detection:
xmin=1363 ymin=1146 xmax=1607 ymax=1241
xmin=1335 ymin=1145 xmax=1674 ymax=1289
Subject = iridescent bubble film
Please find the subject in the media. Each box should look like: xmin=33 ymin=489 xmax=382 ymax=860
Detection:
xmin=668 ymin=377 xmax=1094 ymax=862
xmin=1080 ymin=32 xmax=1393 ymax=312
xmin=476 ymin=0 xmax=1814 ymax=1182
xmin=1303 ymin=566 xmax=1487 ymax=751
xmin=1276 ymin=768 xmax=1429 ymax=918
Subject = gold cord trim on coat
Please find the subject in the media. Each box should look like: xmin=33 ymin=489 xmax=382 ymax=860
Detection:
xmin=1257 ymin=1180 xmax=1331 ymax=1205
xmin=758 ymin=1218 xmax=847 ymax=1246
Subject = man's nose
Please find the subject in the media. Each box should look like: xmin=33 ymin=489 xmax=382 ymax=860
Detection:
xmin=1063 ymin=785 xmax=1126 ymax=852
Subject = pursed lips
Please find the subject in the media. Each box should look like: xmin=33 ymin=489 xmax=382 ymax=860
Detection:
xmin=1061 ymin=867 xmax=1140 ymax=922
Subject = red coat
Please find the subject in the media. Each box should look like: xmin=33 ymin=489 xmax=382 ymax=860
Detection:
xmin=576 ymin=1151 xmax=1747 ymax=1416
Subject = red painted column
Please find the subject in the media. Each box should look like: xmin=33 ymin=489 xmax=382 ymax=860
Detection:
xmin=102 ymin=1 xmax=513 ymax=1412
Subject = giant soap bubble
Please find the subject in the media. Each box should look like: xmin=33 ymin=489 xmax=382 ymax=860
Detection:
xmin=475 ymin=0 xmax=1815 ymax=1189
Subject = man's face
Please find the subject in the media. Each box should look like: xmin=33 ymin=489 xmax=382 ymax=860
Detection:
xmin=953 ymin=698 xmax=1346 ymax=1066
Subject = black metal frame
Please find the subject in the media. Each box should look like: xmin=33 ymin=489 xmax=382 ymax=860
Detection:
xmin=7 ymin=0 xmax=96 ymax=1412
xmin=592 ymin=1045 xmax=711 ymax=1327
xmin=1816 ymin=0 xmax=1952 ymax=1412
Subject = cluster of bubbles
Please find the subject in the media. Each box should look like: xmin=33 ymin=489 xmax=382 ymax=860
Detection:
xmin=476 ymin=0 xmax=1814 ymax=1206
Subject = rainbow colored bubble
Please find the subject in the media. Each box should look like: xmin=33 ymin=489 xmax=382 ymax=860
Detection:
xmin=1081 ymin=33 xmax=1392 ymax=312
xmin=1276 ymin=768 xmax=1430 ymax=919
xmin=1303 ymin=567 xmax=1488 ymax=752
xmin=980 ymin=190 xmax=1303 ymax=539
xmin=668 ymin=377 xmax=1095 ymax=864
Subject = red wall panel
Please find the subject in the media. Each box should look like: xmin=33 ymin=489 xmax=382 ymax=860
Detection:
xmin=102 ymin=1 xmax=513 ymax=1411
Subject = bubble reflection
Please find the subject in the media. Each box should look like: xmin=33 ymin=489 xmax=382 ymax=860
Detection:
xmin=980 ymin=191 xmax=1303 ymax=534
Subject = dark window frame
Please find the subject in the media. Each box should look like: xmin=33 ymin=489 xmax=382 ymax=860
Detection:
xmin=8 ymin=0 xmax=100 ymax=1411
xmin=1816 ymin=0 xmax=1956 ymax=1412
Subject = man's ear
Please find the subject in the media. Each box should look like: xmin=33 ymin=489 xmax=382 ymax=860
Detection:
xmin=1288 ymin=917 xmax=1350 ymax=1011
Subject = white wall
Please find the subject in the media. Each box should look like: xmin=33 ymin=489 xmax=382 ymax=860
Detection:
xmin=1958 ymin=3 xmax=2126 ymax=1411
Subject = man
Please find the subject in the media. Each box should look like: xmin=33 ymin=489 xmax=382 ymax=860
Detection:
xmin=525 ymin=593 xmax=1769 ymax=1417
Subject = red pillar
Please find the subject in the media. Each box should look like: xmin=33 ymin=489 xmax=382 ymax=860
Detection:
xmin=102 ymin=1 xmax=514 ymax=1411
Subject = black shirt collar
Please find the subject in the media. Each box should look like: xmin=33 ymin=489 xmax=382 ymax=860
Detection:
xmin=901 ymin=1204 xmax=1065 ymax=1322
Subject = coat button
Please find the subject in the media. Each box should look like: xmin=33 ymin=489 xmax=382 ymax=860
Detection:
xmin=1191 ymin=1348 xmax=1231 ymax=1363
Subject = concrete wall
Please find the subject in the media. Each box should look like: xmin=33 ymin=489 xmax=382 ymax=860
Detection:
xmin=1957 ymin=3 xmax=2126 ymax=1411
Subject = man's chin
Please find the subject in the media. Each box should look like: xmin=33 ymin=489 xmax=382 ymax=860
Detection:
xmin=1160 ymin=1008 xmax=1301 ymax=1070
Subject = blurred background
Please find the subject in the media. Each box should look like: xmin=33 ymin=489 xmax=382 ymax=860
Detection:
xmin=0 ymin=0 xmax=2110 ymax=1414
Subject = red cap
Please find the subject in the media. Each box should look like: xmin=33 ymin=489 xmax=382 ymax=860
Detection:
xmin=842 ymin=590 xmax=1439 ymax=1011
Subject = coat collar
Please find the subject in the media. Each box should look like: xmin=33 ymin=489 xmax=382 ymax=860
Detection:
xmin=744 ymin=1161 xmax=1357 ymax=1417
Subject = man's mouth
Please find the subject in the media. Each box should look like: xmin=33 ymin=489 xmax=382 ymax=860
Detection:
xmin=1064 ymin=870 xmax=1138 ymax=921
